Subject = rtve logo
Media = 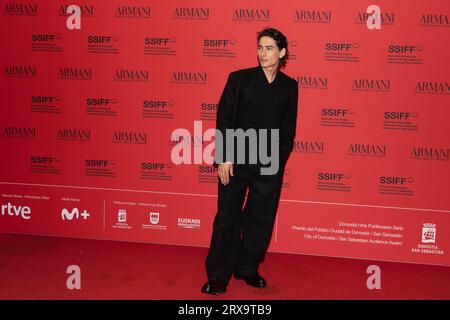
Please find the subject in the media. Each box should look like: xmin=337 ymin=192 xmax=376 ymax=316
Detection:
xmin=61 ymin=208 xmax=90 ymax=221
xmin=1 ymin=202 xmax=31 ymax=220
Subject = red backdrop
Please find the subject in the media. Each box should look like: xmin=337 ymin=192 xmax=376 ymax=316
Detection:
xmin=1 ymin=1 xmax=449 ymax=266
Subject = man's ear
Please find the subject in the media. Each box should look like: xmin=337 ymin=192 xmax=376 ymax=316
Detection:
xmin=279 ymin=48 xmax=286 ymax=59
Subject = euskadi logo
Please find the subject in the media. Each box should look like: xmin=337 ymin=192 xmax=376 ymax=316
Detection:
xmin=177 ymin=217 xmax=201 ymax=229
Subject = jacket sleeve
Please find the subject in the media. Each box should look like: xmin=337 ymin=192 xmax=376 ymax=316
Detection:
xmin=214 ymin=72 xmax=236 ymax=165
xmin=279 ymin=80 xmax=299 ymax=168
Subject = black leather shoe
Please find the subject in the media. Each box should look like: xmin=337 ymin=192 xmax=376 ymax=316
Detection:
xmin=233 ymin=272 xmax=267 ymax=288
xmin=201 ymin=279 xmax=227 ymax=295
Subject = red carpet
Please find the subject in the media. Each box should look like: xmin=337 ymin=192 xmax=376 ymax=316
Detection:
xmin=0 ymin=233 xmax=448 ymax=300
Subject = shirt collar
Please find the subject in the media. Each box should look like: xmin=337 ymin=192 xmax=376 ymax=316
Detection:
xmin=257 ymin=65 xmax=279 ymax=85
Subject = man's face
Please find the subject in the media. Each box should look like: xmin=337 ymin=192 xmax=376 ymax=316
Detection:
xmin=257 ymin=36 xmax=286 ymax=69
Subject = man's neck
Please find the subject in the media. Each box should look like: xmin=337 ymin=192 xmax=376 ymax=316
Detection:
xmin=261 ymin=65 xmax=278 ymax=83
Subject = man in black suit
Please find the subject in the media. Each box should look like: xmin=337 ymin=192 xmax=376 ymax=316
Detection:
xmin=202 ymin=27 xmax=299 ymax=295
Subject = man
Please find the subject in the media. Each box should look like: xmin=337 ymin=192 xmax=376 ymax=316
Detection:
xmin=202 ymin=27 xmax=299 ymax=295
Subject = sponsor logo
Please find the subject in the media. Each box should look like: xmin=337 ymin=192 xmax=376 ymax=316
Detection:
xmin=410 ymin=147 xmax=449 ymax=161
xmin=295 ymin=76 xmax=328 ymax=90
xmin=112 ymin=209 xmax=131 ymax=230
xmin=114 ymin=69 xmax=149 ymax=82
xmin=200 ymin=102 xmax=218 ymax=121
xmin=411 ymin=223 xmax=444 ymax=255
xmin=324 ymin=43 xmax=360 ymax=62
xmin=86 ymin=97 xmax=118 ymax=116
xmin=347 ymin=144 xmax=386 ymax=157
xmin=150 ymin=212 xmax=159 ymax=224
xmin=87 ymin=35 xmax=119 ymax=54
xmin=0 ymin=202 xmax=31 ymax=220
xmin=142 ymin=212 xmax=167 ymax=230
xmin=294 ymin=10 xmax=332 ymax=23
xmin=415 ymin=81 xmax=449 ymax=95
xmin=3 ymin=127 xmax=36 ymax=138
xmin=118 ymin=209 xmax=126 ymax=222
xmin=173 ymin=7 xmax=209 ymax=20
xmin=84 ymin=159 xmax=116 ymax=178
xmin=171 ymin=72 xmax=207 ymax=84
xmin=422 ymin=223 xmax=436 ymax=243
xmin=31 ymin=34 xmax=63 ymax=52
xmin=4 ymin=3 xmax=38 ymax=15
xmin=3 ymin=65 xmax=37 ymax=78
xmin=232 ymin=8 xmax=269 ymax=21
xmin=59 ymin=4 xmax=93 ymax=17
xmin=387 ymin=44 xmax=423 ymax=64
xmin=142 ymin=99 xmax=175 ymax=119
xmin=419 ymin=14 xmax=448 ymax=27
xmin=352 ymin=79 xmax=390 ymax=93
xmin=144 ymin=37 xmax=176 ymax=56
xmin=202 ymin=39 xmax=237 ymax=58
xmin=31 ymin=95 xmax=62 ymax=114
xmin=378 ymin=176 xmax=415 ymax=196
xmin=293 ymin=140 xmax=325 ymax=154
xmin=58 ymin=67 xmax=92 ymax=80
xmin=61 ymin=208 xmax=90 ymax=220
xmin=112 ymin=131 xmax=147 ymax=144
xmin=321 ymin=108 xmax=356 ymax=128
xmin=383 ymin=111 xmax=419 ymax=131
xmin=356 ymin=11 xmax=395 ymax=25
xmin=140 ymin=162 xmax=173 ymax=181
xmin=317 ymin=172 xmax=352 ymax=192
xmin=177 ymin=217 xmax=201 ymax=229
xmin=57 ymin=129 xmax=91 ymax=142
xmin=198 ymin=165 xmax=218 ymax=184
xmin=30 ymin=156 xmax=61 ymax=174
xmin=115 ymin=6 xmax=151 ymax=18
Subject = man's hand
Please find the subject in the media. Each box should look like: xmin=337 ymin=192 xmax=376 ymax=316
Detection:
xmin=218 ymin=162 xmax=233 ymax=185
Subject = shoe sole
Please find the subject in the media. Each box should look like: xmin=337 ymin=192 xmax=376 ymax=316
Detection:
xmin=201 ymin=284 xmax=226 ymax=295
xmin=201 ymin=289 xmax=226 ymax=295
xmin=233 ymin=274 xmax=267 ymax=288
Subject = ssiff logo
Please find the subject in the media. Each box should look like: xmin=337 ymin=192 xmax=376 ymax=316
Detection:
xmin=422 ymin=223 xmax=436 ymax=243
xmin=150 ymin=212 xmax=159 ymax=225
xmin=118 ymin=209 xmax=126 ymax=222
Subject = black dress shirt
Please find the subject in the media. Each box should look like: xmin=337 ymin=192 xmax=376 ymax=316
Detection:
xmin=214 ymin=65 xmax=298 ymax=168
xmin=236 ymin=66 xmax=284 ymax=164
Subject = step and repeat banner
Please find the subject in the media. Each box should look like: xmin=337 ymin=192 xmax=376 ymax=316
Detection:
xmin=1 ymin=1 xmax=449 ymax=266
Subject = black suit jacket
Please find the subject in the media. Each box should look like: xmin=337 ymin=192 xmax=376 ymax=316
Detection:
xmin=214 ymin=66 xmax=299 ymax=169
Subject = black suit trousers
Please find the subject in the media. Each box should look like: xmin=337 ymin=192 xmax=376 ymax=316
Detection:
xmin=205 ymin=163 xmax=285 ymax=283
